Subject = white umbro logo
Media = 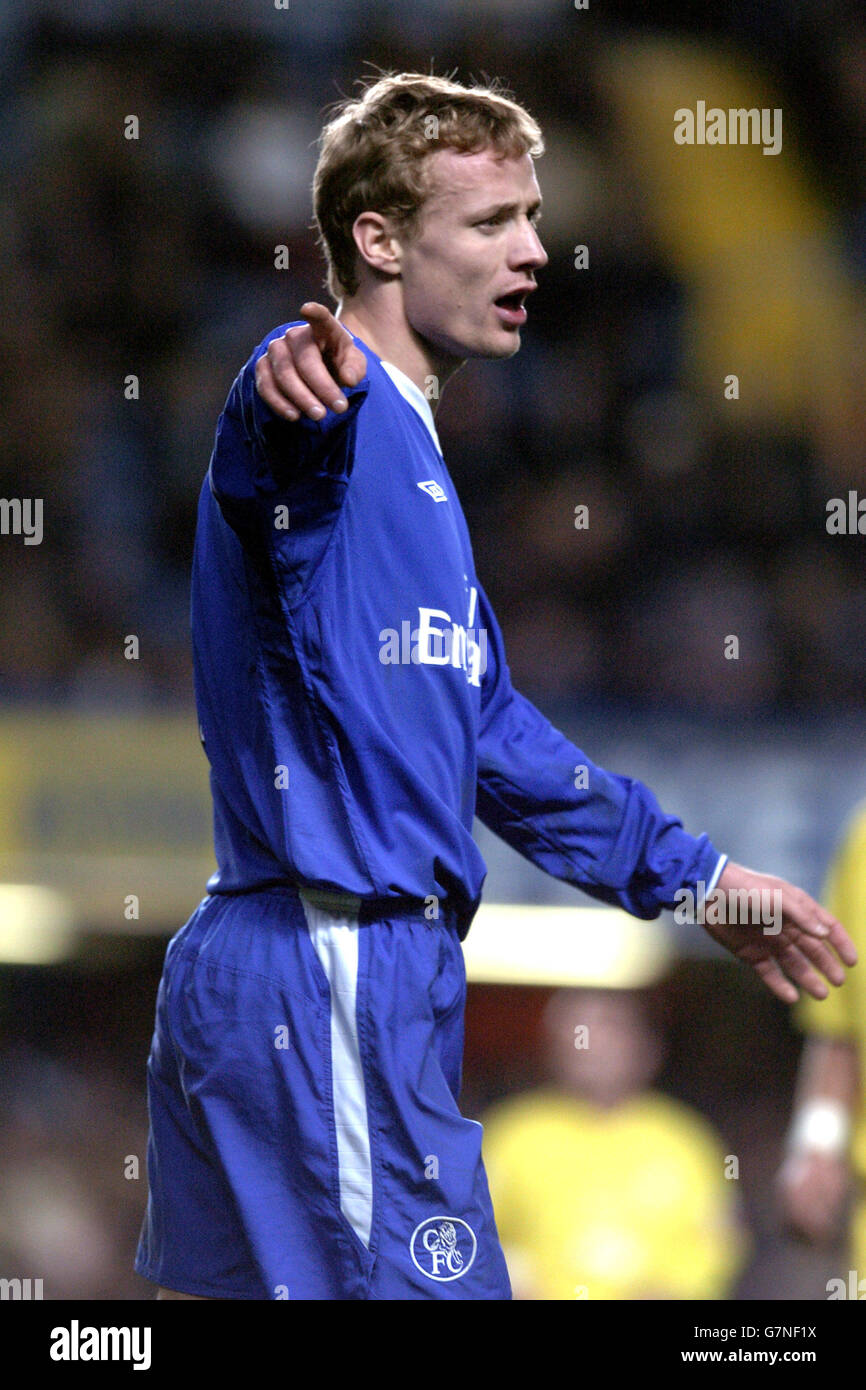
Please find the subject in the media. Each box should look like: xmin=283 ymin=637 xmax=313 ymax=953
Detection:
xmin=417 ymin=479 xmax=448 ymax=503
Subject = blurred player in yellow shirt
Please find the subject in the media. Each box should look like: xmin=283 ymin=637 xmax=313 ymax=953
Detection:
xmin=481 ymin=987 xmax=747 ymax=1300
xmin=779 ymin=806 xmax=866 ymax=1282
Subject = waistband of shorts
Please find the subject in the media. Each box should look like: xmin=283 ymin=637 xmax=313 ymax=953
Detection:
xmin=296 ymin=885 xmax=469 ymax=931
xmin=206 ymin=881 xmax=478 ymax=936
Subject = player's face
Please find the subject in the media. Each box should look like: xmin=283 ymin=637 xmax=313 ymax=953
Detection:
xmin=398 ymin=147 xmax=548 ymax=362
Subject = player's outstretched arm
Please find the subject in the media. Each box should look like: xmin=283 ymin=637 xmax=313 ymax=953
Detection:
xmin=255 ymin=302 xmax=368 ymax=422
xmin=699 ymin=861 xmax=857 ymax=1004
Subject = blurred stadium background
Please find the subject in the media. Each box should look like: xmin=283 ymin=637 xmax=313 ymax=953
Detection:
xmin=2 ymin=0 xmax=865 ymax=1298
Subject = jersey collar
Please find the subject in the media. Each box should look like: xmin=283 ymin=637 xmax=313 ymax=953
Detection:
xmin=378 ymin=359 xmax=443 ymax=458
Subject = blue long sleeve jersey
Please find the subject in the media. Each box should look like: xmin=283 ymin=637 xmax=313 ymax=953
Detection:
xmin=193 ymin=323 xmax=725 ymax=937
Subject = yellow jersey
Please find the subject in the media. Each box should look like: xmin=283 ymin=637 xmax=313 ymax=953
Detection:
xmin=482 ymin=1087 xmax=746 ymax=1301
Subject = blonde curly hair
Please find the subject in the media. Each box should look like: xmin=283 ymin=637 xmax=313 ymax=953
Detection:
xmin=312 ymin=70 xmax=544 ymax=300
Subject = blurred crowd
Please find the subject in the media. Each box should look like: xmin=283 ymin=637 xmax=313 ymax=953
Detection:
xmin=1 ymin=1 xmax=866 ymax=714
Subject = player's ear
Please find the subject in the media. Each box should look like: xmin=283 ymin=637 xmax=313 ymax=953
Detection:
xmin=351 ymin=211 xmax=403 ymax=280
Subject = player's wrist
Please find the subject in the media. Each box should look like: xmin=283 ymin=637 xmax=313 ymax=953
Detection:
xmin=785 ymin=1098 xmax=851 ymax=1158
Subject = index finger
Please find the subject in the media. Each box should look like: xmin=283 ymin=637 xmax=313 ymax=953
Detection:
xmin=300 ymin=302 xmax=366 ymax=386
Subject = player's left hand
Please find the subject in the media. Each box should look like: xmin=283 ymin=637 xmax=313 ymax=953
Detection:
xmin=697 ymin=861 xmax=857 ymax=1003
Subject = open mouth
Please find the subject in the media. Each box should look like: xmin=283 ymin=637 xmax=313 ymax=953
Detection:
xmin=493 ymin=292 xmax=528 ymax=324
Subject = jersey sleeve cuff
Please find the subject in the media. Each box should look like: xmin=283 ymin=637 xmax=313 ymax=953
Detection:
xmin=706 ymin=853 xmax=728 ymax=894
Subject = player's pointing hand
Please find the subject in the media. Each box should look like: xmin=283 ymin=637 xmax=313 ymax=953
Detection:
xmin=255 ymin=301 xmax=368 ymax=423
xmin=698 ymin=861 xmax=857 ymax=1004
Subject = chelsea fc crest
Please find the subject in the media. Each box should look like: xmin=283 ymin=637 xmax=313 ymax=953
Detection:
xmin=410 ymin=1216 xmax=477 ymax=1282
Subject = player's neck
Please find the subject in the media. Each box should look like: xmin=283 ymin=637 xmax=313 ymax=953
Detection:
xmin=336 ymin=298 xmax=462 ymax=413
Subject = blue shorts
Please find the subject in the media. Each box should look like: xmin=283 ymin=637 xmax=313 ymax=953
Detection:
xmin=134 ymin=886 xmax=511 ymax=1300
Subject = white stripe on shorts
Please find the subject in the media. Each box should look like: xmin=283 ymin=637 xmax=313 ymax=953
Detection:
xmin=299 ymin=893 xmax=373 ymax=1249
